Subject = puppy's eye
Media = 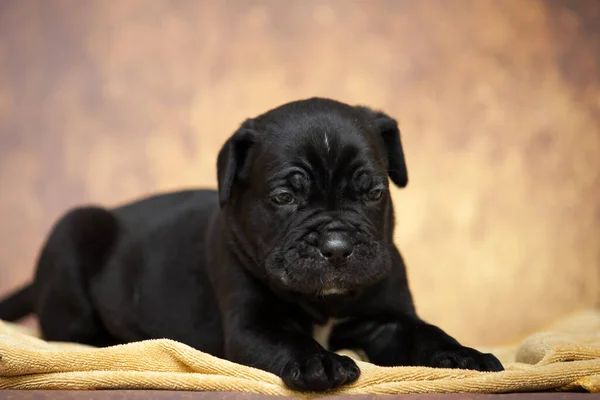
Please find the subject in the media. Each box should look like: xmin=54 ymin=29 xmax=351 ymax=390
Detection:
xmin=366 ymin=189 xmax=385 ymax=202
xmin=272 ymin=192 xmax=295 ymax=205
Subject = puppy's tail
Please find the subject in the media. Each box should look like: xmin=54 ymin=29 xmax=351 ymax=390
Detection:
xmin=0 ymin=284 xmax=34 ymax=321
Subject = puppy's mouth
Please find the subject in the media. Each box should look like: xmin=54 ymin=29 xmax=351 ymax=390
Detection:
xmin=320 ymin=287 xmax=348 ymax=296
xmin=281 ymin=280 xmax=359 ymax=300
xmin=272 ymin=268 xmax=351 ymax=296
xmin=264 ymin=241 xmax=391 ymax=297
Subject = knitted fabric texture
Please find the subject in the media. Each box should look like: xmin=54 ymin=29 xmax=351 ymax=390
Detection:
xmin=0 ymin=310 xmax=599 ymax=396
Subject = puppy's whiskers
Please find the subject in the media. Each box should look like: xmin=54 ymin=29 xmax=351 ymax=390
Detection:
xmin=371 ymin=156 xmax=389 ymax=168
xmin=255 ymin=244 xmax=283 ymax=270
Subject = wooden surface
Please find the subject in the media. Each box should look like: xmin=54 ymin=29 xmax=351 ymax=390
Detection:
xmin=0 ymin=0 xmax=599 ymax=347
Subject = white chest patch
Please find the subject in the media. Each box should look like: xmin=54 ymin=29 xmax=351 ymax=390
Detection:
xmin=324 ymin=133 xmax=330 ymax=152
xmin=312 ymin=318 xmax=347 ymax=350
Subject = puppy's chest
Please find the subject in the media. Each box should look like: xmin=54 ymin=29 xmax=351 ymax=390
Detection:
xmin=311 ymin=318 xmax=347 ymax=350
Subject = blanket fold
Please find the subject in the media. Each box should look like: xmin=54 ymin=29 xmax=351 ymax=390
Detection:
xmin=1 ymin=311 xmax=599 ymax=396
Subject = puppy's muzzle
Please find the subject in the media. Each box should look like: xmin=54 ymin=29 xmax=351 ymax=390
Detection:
xmin=318 ymin=231 xmax=353 ymax=263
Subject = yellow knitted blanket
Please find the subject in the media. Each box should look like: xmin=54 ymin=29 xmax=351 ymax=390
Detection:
xmin=1 ymin=311 xmax=599 ymax=396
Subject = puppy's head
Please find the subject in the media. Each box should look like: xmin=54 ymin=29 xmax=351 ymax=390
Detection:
xmin=217 ymin=98 xmax=408 ymax=297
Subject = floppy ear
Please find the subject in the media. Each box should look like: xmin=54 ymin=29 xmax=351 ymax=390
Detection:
xmin=216 ymin=119 xmax=256 ymax=207
xmin=358 ymin=107 xmax=408 ymax=188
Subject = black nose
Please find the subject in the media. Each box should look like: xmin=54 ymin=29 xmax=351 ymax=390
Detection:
xmin=319 ymin=232 xmax=353 ymax=262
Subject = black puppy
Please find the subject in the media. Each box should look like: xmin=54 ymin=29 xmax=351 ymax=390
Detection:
xmin=0 ymin=98 xmax=503 ymax=391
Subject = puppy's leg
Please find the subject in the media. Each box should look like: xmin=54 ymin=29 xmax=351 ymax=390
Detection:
xmin=34 ymin=207 xmax=120 ymax=347
xmin=328 ymin=246 xmax=504 ymax=372
xmin=224 ymin=303 xmax=360 ymax=392
xmin=329 ymin=314 xmax=503 ymax=372
xmin=330 ymin=247 xmax=503 ymax=371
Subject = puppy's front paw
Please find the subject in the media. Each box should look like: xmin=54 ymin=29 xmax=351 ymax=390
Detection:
xmin=428 ymin=347 xmax=504 ymax=372
xmin=281 ymin=352 xmax=360 ymax=392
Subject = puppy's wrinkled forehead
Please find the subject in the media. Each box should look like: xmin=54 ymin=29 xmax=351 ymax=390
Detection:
xmin=253 ymin=100 xmax=386 ymax=182
xmin=216 ymin=97 xmax=407 ymax=207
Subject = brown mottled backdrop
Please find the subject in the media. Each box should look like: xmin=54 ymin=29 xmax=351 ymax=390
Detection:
xmin=0 ymin=0 xmax=598 ymax=346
